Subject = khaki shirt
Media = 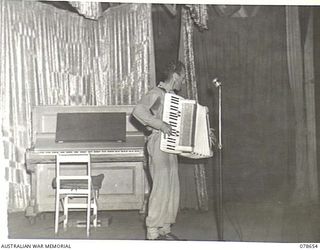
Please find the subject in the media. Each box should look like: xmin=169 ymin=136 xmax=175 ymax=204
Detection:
xmin=132 ymin=82 xmax=174 ymax=132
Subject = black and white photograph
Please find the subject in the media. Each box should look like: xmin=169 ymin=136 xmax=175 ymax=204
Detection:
xmin=0 ymin=0 xmax=319 ymax=249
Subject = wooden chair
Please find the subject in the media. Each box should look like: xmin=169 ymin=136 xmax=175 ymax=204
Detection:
xmin=53 ymin=154 xmax=103 ymax=237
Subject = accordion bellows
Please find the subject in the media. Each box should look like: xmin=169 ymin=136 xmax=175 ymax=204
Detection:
xmin=160 ymin=93 xmax=213 ymax=159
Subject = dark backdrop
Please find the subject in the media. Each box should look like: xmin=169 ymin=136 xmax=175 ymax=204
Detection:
xmin=314 ymin=7 xmax=320 ymax=200
xmin=194 ymin=6 xmax=295 ymax=202
xmin=152 ymin=4 xmax=181 ymax=83
xmin=151 ymin=5 xmax=320 ymax=204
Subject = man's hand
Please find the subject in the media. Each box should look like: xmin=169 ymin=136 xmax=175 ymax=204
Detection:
xmin=160 ymin=122 xmax=172 ymax=137
xmin=209 ymin=128 xmax=217 ymax=147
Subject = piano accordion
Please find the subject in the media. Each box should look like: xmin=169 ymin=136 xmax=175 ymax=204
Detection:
xmin=160 ymin=93 xmax=213 ymax=159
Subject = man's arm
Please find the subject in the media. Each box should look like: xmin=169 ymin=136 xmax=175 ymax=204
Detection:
xmin=133 ymin=91 xmax=172 ymax=136
xmin=132 ymin=92 xmax=164 ymax=130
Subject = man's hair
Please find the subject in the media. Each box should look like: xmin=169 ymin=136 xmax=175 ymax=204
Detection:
xmin=160 ymin=61 xmax=185 ymax=82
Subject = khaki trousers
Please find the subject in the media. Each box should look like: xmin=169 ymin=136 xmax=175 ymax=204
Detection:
xmin=146 ymin=132 xmax=180 ymax=239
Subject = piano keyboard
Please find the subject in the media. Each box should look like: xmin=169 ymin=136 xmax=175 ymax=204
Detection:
xmin=32 ymin=148 xmax=143 ymax=156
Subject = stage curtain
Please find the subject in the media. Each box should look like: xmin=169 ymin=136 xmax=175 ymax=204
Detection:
xmin=193 ymin=6 xmax=295 ymax=203
xmin=0 ymin=0 xmax=96 ymax=211
xmin=185 ymin=4 xmax=208 ymax=30
xmin=0 ymin=0 xmax=154 ymax=211
xmin=178 ymin=6 xmax=209 ymax=211
xmin=69 ymin=1 xmax=102 ymax=20
xmin=95 ymin=4 xmax=155 ymax=105
xmin=285 ymin=6 xmax=318 ymax=203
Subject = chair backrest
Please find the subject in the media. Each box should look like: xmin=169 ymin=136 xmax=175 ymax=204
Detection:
xmin=55 ymin=154 xmax=91 ymax=193
xmin=56 ymin=154 xmax=91 ymax=174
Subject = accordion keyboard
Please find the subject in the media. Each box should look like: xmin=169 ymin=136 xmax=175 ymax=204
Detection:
xmin=160 ymin=93 xmax=183 ymax=153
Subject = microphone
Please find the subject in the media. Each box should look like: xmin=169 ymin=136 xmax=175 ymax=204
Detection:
xmin=213 ymin=78 xmax=222 ymax=87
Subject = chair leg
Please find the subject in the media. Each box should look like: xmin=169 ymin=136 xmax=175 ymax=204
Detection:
xmin=63 ymin=197 xmax=68 ymax=229
xmin=93 ymin=198 xmax=98 ymax=227
xmin=54 ymin=192 xmax=60 ymax=234
xmin=86 ymin=195 xmax=91 ymax=237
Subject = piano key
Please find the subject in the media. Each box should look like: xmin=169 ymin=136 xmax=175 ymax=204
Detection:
xmin=170 ymin=104 xmax=179 ymax=109
xmin=169 ymin=115 xmax=178 ymax=120
xmin=169 ymin=112 xmax=179 ymax=117
xmin=170 ymin=98 xmax=179 ymax=102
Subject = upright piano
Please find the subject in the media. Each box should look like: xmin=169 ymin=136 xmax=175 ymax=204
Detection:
xmin=25 ymin=105 xmax=147 ymax=220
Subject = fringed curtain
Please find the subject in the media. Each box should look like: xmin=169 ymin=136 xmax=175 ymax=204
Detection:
xmin=286 ymin=6 xmax=318 ymax=203
xmin=179 ymin=8 xmax=198 ymax=101
xmin=0 ymin=0 xmax=154 ymax=211
xmin=69 ymin=1 xmax=102 ymax=20
xmin=178 ymin=6 xmax=209 ymax=211
xmin=185 ymin=4 xmax=208 ymax=30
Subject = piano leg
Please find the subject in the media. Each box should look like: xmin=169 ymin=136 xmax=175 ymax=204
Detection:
xmin=25 ymin=167 xmax=39 ymax=224
xmin=25 ymin=208 xmax=36 ymax=224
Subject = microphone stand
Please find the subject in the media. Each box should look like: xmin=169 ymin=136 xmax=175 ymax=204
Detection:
xmin=213 ymin=78 xmax=223 ymax=241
